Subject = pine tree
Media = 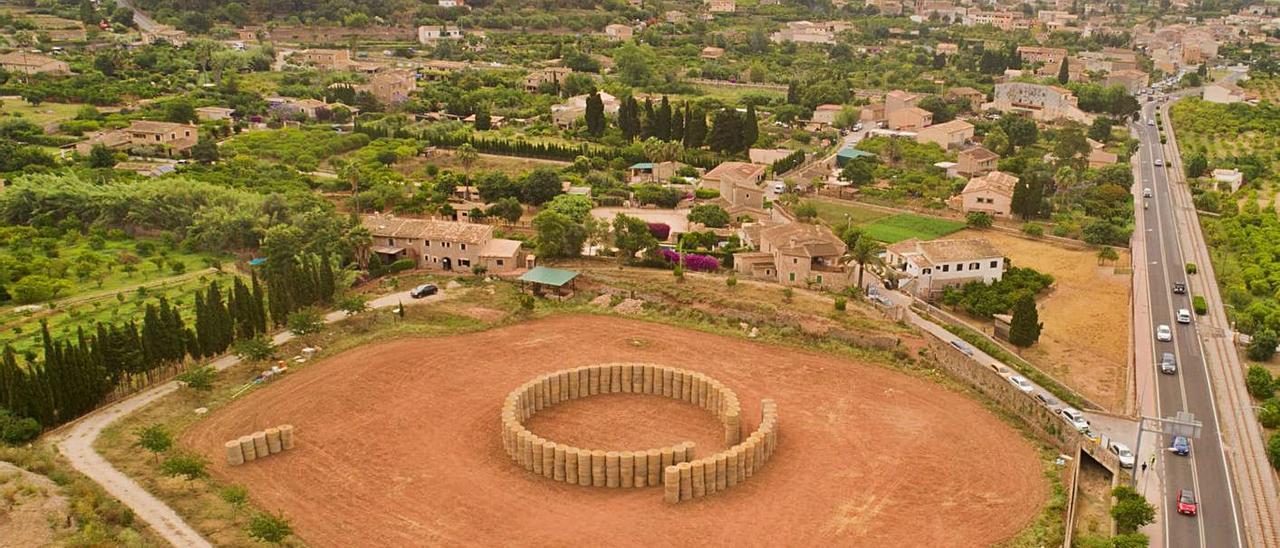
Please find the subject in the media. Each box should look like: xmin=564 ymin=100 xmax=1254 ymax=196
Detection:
xmin=655 ymin=96 xmax=672 ymax=141
xmin=1008 ymin=295 xmax=1042 ymax=348
xmin=742 ymin=104 xmax=759 ymax=150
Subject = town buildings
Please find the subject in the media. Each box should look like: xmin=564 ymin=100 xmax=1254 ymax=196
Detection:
xmin=984 ymin=82 xmax=1094 ymax=124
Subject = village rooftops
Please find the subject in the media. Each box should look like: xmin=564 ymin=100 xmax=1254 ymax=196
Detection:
xmin=362 ymin=213 xmax=494 ymax=245
xmin=959 ymin=146 xmax=999 ymax=162
xmin=704 ymin=161 xmax=767 ymax=183
xmin=886 ymin=237 xmax=1003 ymax=267
xmin=760 ymin=222 xmax=846 ymax=258
xmin=963 ymin=170 xmax=1018 ymax=196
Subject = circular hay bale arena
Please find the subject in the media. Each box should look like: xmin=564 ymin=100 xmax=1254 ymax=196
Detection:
xmin=182 ymin=315 xmax=1046 ymax=547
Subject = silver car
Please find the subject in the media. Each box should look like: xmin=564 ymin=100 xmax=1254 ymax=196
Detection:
xmin=1156 ymin=324 xmax=1172 ymax=342
xmin=1160 ymin=352 xmax=1177 ymax=374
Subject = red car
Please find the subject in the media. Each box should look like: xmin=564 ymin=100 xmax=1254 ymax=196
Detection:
xmin=1176 ymin=489 xmax=1198 ymax=516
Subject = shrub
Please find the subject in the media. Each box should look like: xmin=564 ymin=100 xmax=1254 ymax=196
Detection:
xmin=220 ymin=485 xmax=249 ymax=507
xmin=1021 ymin=223 xmax=1043 ymax=237
xmin=834 ymin=296 xmax=847 ymax=311
xmin=0 ymin=408 xmax=42 ymax=444
xmin=1268 ymin=432 xmax=1280 ymax=470
xmin=1246 ymin=365 xmax=1275 ymax=399
xmin=176 ymin=366 xmax=216 ymax=392
xmin=248 ymin=512 xmax=293 ymax=544
xmin=160 ymin=453 xmax=206 ymax=482
xmin=657 ymin=249 xmax=719 ymax=272
xmin=337 ymin=295 xmax=369 ymax=316
xmin=687 ymin=204 xmax=731 ymax=228
xmin=287 ymin=308 xmax=325 ymax=335
xmin=1192 ymin=295 xmax=1207 ymax=315
xmin=647 ymin=223 xmax=671 ymax=241
xmin=966 ymin=211 xmax=993 ymax=228
xmin=694 ymin=188 xmax=720 ymax=199
xmin=1247 ymin=330 xmax=1278 ymax=361
xmin=1185 ymin=262 xmax=1197 ymax=274
xmin=1111 ymin=485 xmax=1156 ymax=533
xmin=1260 ymin=400 xmax=1280 ymax=429
xmin=726 ymin=276 xmax=737 ymax=288
xmin=234 ymin=336 xmax=274 ymax=361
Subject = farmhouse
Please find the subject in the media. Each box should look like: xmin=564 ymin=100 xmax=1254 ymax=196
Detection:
xmin=812 ymin=104 xmax=843 ymax=126
xmin=605 ymin=24 xmax=634 ymax=41
xmin=702 ymin=162 xmax=767 ymax=212
xmin=916 ymin=119 xmax=974 ymax=149
xmin=525 ymin=67 xmax=573 ymax=92
xmin=887 ymin=106 xmax=932 ymax=131
xmin=1212 ymin=168 xmax=1244 ymax=192
xmin=362 ymin=213 xmax=523 ymax=273
xmin=956 ymin=146 xmax=999 ymax=177
xmin=0 ymin=51 xmax=70 ymax=75
xmin=74 ymin=120 xmax=198 ymax=158
xmin=944 ymin=86 xmax=986 ymax=109
xmin=734 ymin=222 xmax=851 ymax=290
xmin=359 ymin=69 xmax=417 ymax=105
xmin=960 ymin=170 xmax=1018 ymax=217
xmin=418 ymin=25 xmax=465 ymax=43
xmin=195 ymin=106 xmax=236 ymax=121
xmin=884 ymin=237 xmax=1006 ymax=297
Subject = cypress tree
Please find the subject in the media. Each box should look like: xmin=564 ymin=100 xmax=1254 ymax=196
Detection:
xmin=1009 ymin=295 xmax=1042 ymax=348
xmin=786 ymin=80 xmax=799 ymax=104
xmin=320 ymin=254 xmax=336 ymax=303
xmin=742 ymin=103 xmax=759 ymax=150
xmin=618 ymin=95 xmax=640 ymax=141
xmin=684 ymin=106 xmax=706 ymax=149
xmin=641 ymin=98 xmax=656 ymax=139
xmin=251 ymin=270 xmax=268 ymax=333
xmin=655 ymin=96 xmax=672 ymax=141
xmin=708 ymin=108 xmax=741 ymax=154
xmin=671 ymin=104 xmax=685 ymax=144
xmin=1057 ymin=57 xmax=1070 ymax=84
xmin=585 ymin=91 xmax=605 ymax=136
xmin=194 ymin=292 xmax=211 ymax=358
xmin=0 ymin=345 xmax=20 ymax=412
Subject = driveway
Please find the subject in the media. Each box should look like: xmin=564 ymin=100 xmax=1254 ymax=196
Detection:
xmin=52 ymin=288 xmax=447 ymax=547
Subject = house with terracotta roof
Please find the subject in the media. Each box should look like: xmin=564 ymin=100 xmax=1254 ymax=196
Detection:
xmin=733 ymin=221 xmax=851 ymax=290
xmin=887 ymin=106 xmax=932 ymax=131
xmin=956 ymin=146 xmax=999 ymax=177
xmin=884 ymin=237 xmax=1005 ymax=297
xmin=604 ymin=23 xmax=634 ymax=41
xmin=916 ymin=119 xmax=974 ymax=149
xmin=362 ymin=213 xmax=523 ymax=273
xmin=74 ymin=120 xmax=198 ymax=158
xmin=944 ymin=87 xmax=986 ymax=110
xmin=359 ymin=69 xmax=417 ymax=105
xmin=702 ymin=161 xmax=768 ymax=212
xmin=960 ymin=170 xmax=1018 ymax=217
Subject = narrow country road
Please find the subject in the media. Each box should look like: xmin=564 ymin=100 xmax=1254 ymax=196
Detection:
xmin=52 ymin=288 xmax=446 ymax=547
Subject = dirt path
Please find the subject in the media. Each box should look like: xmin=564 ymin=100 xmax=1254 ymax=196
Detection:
xmin=49 ymin=288 xmax=445 ymax=548
xmin=182 ymin=315 xmax=1048 ymax=547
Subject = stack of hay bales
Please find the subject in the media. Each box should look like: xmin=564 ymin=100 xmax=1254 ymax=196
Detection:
xmin=664 ymin=398 xmax=780 ymax=503
xmin=499 ymin=364 xmax=769 ymax=501
xmin=225 ymin=424 xmax=295 ymax=465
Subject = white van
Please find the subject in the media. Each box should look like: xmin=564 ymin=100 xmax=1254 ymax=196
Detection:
xmin=772 ymin=183 xmax=787 ymax=195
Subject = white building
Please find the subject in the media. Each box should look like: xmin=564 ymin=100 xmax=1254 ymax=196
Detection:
xmin=1212 ymin=168 xmax=1244 ymax=192
xmin=884 ymin=238 xmax=1006 ymax=297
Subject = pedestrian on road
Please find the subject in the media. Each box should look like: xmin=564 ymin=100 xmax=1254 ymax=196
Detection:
xmin=1141 ymin=461 xmax=1148 ymax=474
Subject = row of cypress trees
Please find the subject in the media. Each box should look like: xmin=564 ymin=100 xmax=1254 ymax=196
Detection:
xmin=264 ymin=253 xmax=338 ymax=326
xmin=0 ymin=275 xmax=270 ymax=431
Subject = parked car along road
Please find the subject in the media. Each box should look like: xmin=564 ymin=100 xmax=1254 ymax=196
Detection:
xmin=410 ymin=284 xmax=439 ymax=298
xmin=1059 ymin=408 xmax=1090 ymax=433
xmin=1008 ymin=375 xmax=1034 ymax=393
xmin=1110 ymin=441 xmax=1136 ymax=468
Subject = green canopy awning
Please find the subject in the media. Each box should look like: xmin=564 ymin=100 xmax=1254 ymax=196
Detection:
xmin=518 ymin=266 xmax=580 ymax=287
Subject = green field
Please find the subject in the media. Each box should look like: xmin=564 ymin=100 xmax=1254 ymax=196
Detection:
xmin=0 ymin=100 xmax=85 ymax=126
xmin=862 ymin=213 xmax=966 ymax=243
xmin=809 ymin=200 xmax=892 ymax=226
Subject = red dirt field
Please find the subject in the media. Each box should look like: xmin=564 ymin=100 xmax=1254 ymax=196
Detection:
xmin=181 ymin=315 xmax=1047 ymax=547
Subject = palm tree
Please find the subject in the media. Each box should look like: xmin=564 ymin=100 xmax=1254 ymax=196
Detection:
xmin=847 ymin=238 xmax=883 ymax=294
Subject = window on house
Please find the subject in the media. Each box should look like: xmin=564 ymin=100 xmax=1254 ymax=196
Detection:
xmin=970 ymin=262 xmax=979 ymax=270
xmin=789 ymin=272 xmax=795 ymax=282
xmin=461 ymin=243 xmax=467 ymax=251
xmin=444 ymin=242 xmax=451 ymax=248
xmin=990 ymin=260 xmax=999 ymax=268
xmin=817 ymin=275 xmax=823 ymax=284
xmin=387 ymin=238 xmax=394 ymax=246
xmin=497 ymin=259 xmax=504 ymax=266
xmin=425 ymin=240 xmax=431 ymax=247
xmin=941 ymin=264 xmax=949 ymax=272
xmin=923 ymin=268 xmax=931 ymax=274
xmin=793 ymin=258 xmax=798 ymax=264
xmin=459 ymin=259 xmax=471 ymax=267
xmin=956 ymin=263 xmax=964 ymax=271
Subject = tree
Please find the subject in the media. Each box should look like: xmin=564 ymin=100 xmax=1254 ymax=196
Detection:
xmin=532 ymin=210 xmax=586 ymax=258
xmin=135 ymin=424 xmax=173 ymax=463
xmin=1245 ymin=365 xmax=1274 ymax=399
xmin=1111 ymin=485 xmax=1156 ymax=533
xmin=191 ymin=136 xmax=219 ymax=163
xmin=684 ymin=106 xmax=707 ymax=149
xmin=161 ymin=453 xmax=207 ymax=483
xmin=165 ymin=100 xmax=199 ymax=124
xmin=249 ymin=512 xmax=294 ymax=545
xmin=1247 ymin=329 xmax=1278 ymax=361
xmin=1057 ymin=57 xmax=1070 ymax=84
xmin=618 ymin=95 xmax=641 ymax=141
xmin=585 ymin=91 xmax=605 ymax=136
xmin=840 ymin=158 xmax=876 ymax=187
xmin=999 ymin=115 xmax=1039 ymax=149
xmin=653 ymin=96 xmax=672 ymax=141
xmin=1097 ymin=246 xmax=1119 ymax=265
xmin=1185 ymin=152 xmax=1208 ymax=178
xmin=234 ymin=336 xmax=274 ymax=361
xmin=1053 ymin=128 xmax=1090 ymax=168
xmin=966 ymin=212 xmax=993 ymax=228
xmin=1008 ymin=294 xmax=1042 ymax=347
xmin=793 ymin=201 xmax=818 ymax=222
xmin=473 ymin=108 xmax=492 ymax=131
xmin=338 ymin=294 xmax=369 ymax=316
xmin=543 ymin=194 xmax=593 ymax=223
xmin=742 ymin=104 xmax=759 ymax=149
xmin=612 ymin=214 xmax=659 ymax=262
xmin=1088 ymin=117 xmax=1114 ymax=143
xmin=984 ymin=126 xmax=1011 ymax=156
xmin=520 ymin=168 xmax=562 ymax=205
xmin=1011 ymin=176 xmax=1044 ymax=219
xmin=486 ymin=197 xmax=523 ymax=223
xmin=89 ymin=144 xmax=116 ymax=168
xmin=614 ymin=43 xmax=656 ymax=87
xmin=708 ymin=109 xmax=742 ymax=154
xmin=687 ymin=204 xmax=731 ymax=228
xmin=849 ymin=239 xmax=882 ymax=293
xmin=454 ymin=143 xmax=478 ymax=181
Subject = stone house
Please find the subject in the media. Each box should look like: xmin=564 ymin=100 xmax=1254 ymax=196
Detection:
xmin=0 ymin=52 xmax=70 ymax=75
xmin=363 ymin=213 xmax=523 ymax=273
xmin=702 ymin=162 xmax=767 ymax=212
xmin=960 ymin=170 xmax=1018 ymax=217
xmin=884 ymin=237 xmax=1006 ymax=297
xmin=916 ymin=119 xmax=974 ymax=149
xmin=956 ymin=146 xmax=999 ymax=177
xmin=75 ymin=120 xmax=198 ymax=158
xmin=734 ymin=222 xmax=851 ymax=290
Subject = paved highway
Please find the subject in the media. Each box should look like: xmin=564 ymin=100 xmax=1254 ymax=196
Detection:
xmin=1135 ymin=100 xmax=1243 ymax=548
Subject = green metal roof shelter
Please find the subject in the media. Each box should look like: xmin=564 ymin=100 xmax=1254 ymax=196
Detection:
xmin=518 ymin=267 xmax=580 ymax=295
xmin=836 ymin=147 xmax=877 ymax=167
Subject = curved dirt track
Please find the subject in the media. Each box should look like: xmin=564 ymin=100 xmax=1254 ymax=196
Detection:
xmin=183 ymin=315 xmax=1047 ymax=547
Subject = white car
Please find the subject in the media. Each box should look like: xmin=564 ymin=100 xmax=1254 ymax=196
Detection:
xmin=1154 ymin=158 xmax=1164 ymax=166
xmin=1110 ymin=441 xmax=1136 ymax=468
xmin=1156 ymin=324 xmax=1173 ymax=342
xmin=1008 ymin=375 xmax=1034 ymax=393
xmin=1147 ymin=120 xmax=1155 ymax=126
xmin=1143 ymin=188 xmax=1153 ymax=197
xmin=1176 ymin=309 xmax=1192 ymax=324
xmin=1060 ymin=408 xmax=1090 ymax=433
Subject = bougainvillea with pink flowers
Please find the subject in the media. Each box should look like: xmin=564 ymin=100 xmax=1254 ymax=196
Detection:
xmin=658 ymin=249 xmax=720 ymax=272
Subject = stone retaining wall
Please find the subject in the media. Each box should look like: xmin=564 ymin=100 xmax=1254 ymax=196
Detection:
xmin=500 ymin=363 xmax=779 ymax=501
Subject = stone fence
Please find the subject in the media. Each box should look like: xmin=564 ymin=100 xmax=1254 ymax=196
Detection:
xmin=500 ymin=363 xmax=780 ymax=501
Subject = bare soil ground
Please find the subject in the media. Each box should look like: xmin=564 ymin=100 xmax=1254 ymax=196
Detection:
xmin=0 ymin=462 xmax=72 ymax=547
xmin=957 ymin=230 xmax=1132 ymax=411
xmin=182 ymin=315 xmax=1046 ymax=547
